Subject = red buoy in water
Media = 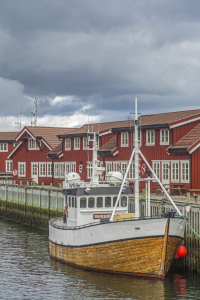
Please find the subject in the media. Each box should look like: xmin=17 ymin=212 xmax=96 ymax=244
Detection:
xmin=176 ymin=245 xmax=187 ymax=257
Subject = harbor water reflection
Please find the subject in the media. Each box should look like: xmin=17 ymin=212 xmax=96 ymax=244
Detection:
xmin=0 ymin=217 xmax=199 ymax=300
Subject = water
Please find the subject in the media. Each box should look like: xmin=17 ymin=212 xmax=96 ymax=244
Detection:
xmin=0 ymin=218 xmax=199 ymax=300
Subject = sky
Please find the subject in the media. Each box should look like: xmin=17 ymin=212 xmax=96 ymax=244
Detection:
xmin=1 ymin=0 xmax=200 ymax=132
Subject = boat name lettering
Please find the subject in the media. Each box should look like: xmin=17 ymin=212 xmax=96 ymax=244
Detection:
xmin=93 ymin=214 xmax=112 ymax=219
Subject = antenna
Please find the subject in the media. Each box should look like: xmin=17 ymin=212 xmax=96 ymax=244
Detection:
xmin=15 ymin=114 xmax=22 ymax=131
xmin=31 ymin=98 xmax=38 ymax=126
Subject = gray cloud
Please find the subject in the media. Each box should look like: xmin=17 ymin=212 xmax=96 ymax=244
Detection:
xmin=0 ymin=0 xmax=200 ymax=130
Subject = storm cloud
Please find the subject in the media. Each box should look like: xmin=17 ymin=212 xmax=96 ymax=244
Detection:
xmin=0 ymin=0 xmax=200 ymax=131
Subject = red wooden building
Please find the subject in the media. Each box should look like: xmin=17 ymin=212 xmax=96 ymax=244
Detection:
xmin=0 ymin=132 xmax=18 ymax=173
xmin=8 ymin=126 xmax=74 ymax=185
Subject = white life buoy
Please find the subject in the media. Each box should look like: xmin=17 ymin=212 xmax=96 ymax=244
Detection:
xmin=13 ymin=169 xmax=18 ymax=177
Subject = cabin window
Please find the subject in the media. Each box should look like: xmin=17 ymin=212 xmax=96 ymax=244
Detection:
xmin=121 ymin=132 xmax=128 ymax=147
xmin=74 ymin=138 xmax=80 ymax=150
xmin=75 ymin=197 xmax=77 ymax=208
xmin=88 ymin=197 xmax=95 ymax=208
xmin=69 ymin=196 xmax=71 ymax=207
xmin=121 ymin=196 xmax=127 ymax=207
xmin=105 ymin=197 xmax=111 ymax=207
xmin=146 ymin=130 xmax=155 ymax=145
xmin=65 ymin=138 xmax=71 ymax=150
xmin=80 ymin=197 xmax=87 ymax=208
xmin=72 ymin=197 xmax=74 ymax=207
xmin=97 ymin=197 xmax=103 ymax=207
xmin=160 ymin=129 xmax=169 ymax=145
xmin=113 ymin=196 xmax=119 ymax=207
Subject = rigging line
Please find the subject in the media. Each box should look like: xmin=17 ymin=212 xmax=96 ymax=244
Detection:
xmin=175 ymin=216 xmax=200 ymax=239
xmin=98 ymin=89 xmax=102 ymax=134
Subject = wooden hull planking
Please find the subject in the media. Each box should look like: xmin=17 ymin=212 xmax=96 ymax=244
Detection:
xmin=49 ymin=234 xmax=182 ymax=278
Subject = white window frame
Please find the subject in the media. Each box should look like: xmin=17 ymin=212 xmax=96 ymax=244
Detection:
xmin=113 ymin=162 xmax=120 ymax=172
xmin=129 ymin=162 xmax=135 ymax=179
xmin=181 ymin=161 xmax=189 ymax=183
xmin=71 ymin=162 xmax=76 ymax=173
xmin=0 ymin=143 xmax=8 ymax=152
xmin=65 ymin=162 xmax=70 ymax=175
xmin=60 ymin=162 xmax=65 ymax=178
xmin=18 ymin=162 xmax=26 ymax=177
xmin=171 ymin=161 xmax=179 ymax=182
xmin=83 ymin=137 xmax=88 ymax=150
xmin=160 ymin=129 xmax=169 ymax=145
xmin=146 ymin=130 xmax=155 ymax=146
xmin=121 ymin=162 xmax=127 ymax=175
xmin=28 ymin=138 xmax=40 ymax=150
xmin=106 ymin=162 xmax=112 ymax=174
xmin=153 ymin=161 xmax=160 ymax=180
xmin=65 ymin=138 xmax=71 ymax=151
xmin=6 ymin=160 xmax=12 ymax=172
xmin=121 ymin=132 xmax=128 ymax=147
xmin=54 ymin=163 xmax=59 ymax=178
xmin=87 ymin=162 xmax=92 ymax=179
xmin=74 ymin=138 xmax=80 ymax=150
xmin=47 ymin=162 xmax=53 ymax=177
xmin=39 ymin=163 xmax=46 ymax=177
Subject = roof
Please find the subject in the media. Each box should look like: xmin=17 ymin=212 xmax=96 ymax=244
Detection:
xmin=98 ymin=135 xmax=118 ymax=155
xmin=112 ymin=109 xmax=200 ymax=130
xmin=47 ymin=142 xmax=63 ymax=157
xmin=57 ymin=120 xmax=130 ymax=138
xmin=18 ymin=126 xmax=74 ymax=149
xmin=0 ymin=132 xmax=19 ymax=142
xmin=169 ymin=123 xmax=200 ymax=153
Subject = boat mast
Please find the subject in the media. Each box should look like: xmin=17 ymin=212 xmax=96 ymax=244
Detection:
xmin=134 ymin=97 xmax=139 ymax=218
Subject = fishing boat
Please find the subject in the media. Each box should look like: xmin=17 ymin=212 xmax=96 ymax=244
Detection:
xmin=49 ymin=99 xmax=186 ymax=279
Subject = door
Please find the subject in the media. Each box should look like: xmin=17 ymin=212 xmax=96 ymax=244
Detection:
xmin=162 ymin=162 xmax=170 ymax=185
xmin=31 ymin=163 xmax=38 ymax=184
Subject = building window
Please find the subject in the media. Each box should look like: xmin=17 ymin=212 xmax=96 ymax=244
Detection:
xmin=181 ymin=162 xmax=189 ymax=182
xmin=114 ymin=162 xmax=120 ymax=172
xmin=83 ymin=137 xmax=88 ymax=150
xmin=121 ymin=162 xmax=127 ymax=175
xmin=65 ymin=163 xmax=70 ymax=174
xmin=160 ymin=129 xmax=169 ymax=145
xmin=121 ymin=132 xmax=128 ymax=147
xmin=18 ymin=163 xmax=26 ymax=177
xmin=171 ymin=162 xmax=179 ymax=181
xmin=0 ymin=143 xmax=8 ymax=152
xmin=60 ymin=163 xmax=64 ymax=178
xmin=146 ymin=130 xmax=155 ymax=145
xmin=65 ymin=138 xmax=71 ymax=150
xmin=74 ymin=138 xmax=80 ymax=150
xmin=54 ymin=163 xmax=59 ymax=177
xmin=87 ymin=162 xmax=92 ymax=179
xmin=6 ymin=161 xmax=12 ymax=172
xmin=153 ymin=162 xmax=160 ymax=179
xmin=129 ymin=162 xmax=135 ymax=179
xmin=106 ymin=162 xmax=112 ymax=174
xmin=28 ymin=138 xmax=40 ymax=150
xmin=71 ymin=162 xmax=76 ymax=173
xmin=39 ymin=163 xmax=46 ymax=176
xmin=47 ymin=163 xmax=52 ymax=177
